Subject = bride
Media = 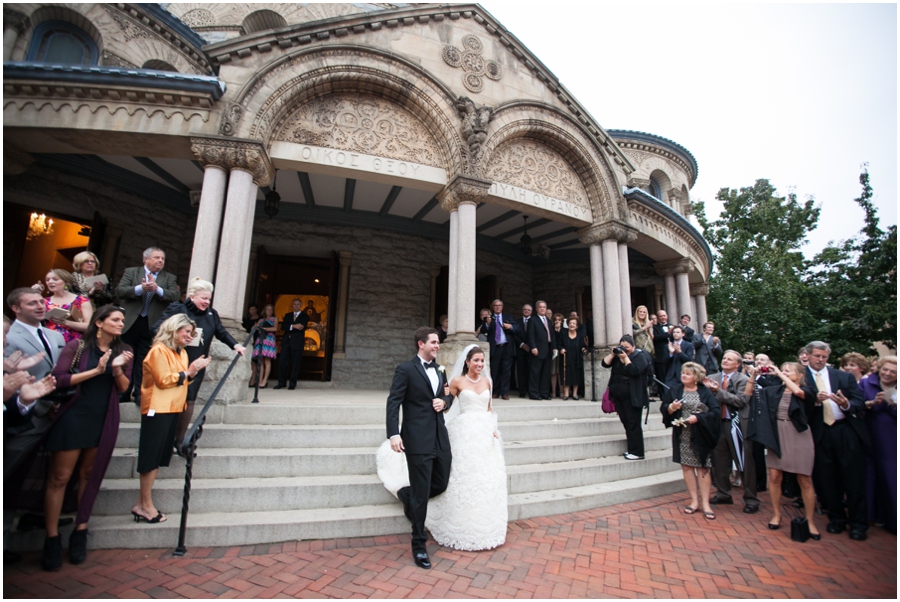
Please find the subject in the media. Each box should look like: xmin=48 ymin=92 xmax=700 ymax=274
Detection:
xmin=377 ymin=344 xmax=508 ymax=551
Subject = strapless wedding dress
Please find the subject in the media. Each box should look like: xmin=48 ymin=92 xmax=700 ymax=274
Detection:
xmin=376 ymin=388 xmax=508 ymax=551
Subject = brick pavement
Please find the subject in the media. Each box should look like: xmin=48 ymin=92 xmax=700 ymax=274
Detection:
xmin=4 ymin=491 xmax=896 ymax=598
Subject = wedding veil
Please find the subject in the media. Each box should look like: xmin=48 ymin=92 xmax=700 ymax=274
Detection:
xmin=444 ymin=343 xmax=492 ymax=425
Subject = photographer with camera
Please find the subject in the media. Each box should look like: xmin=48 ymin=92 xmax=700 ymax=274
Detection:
xmin=602 ymin=335 xmax=651 ymax=460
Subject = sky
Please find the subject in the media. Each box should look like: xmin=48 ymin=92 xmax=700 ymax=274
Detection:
xmin=481 ymin=1 xmax=898 ymax=257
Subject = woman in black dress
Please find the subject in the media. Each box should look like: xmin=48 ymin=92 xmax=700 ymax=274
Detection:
xmin=559 ymin=316 xmax=586 ymax=400
xmin=602 ymin=335 xmax=652 ymax=460
xmin=45 ymin=306 xmax=134 ymax=570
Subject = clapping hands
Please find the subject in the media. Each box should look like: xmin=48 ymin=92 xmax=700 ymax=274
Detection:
xmin=4 ymin=350 xmax=45 ymax=373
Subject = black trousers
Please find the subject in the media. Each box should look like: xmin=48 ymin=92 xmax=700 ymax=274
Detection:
xmin=490 ymin=346 xmax=513 ymax=397
xmin=712 ymin=419 xmax=759 ymax=506
xmin=515 ymin=351 xmax=530 ymax=397
xmin=815 ymin=421 xmax=867 ymax=532
xmin=528 ymin=354 xmax=551 ymax=399
xmin=122 ymin=316 xmax=151 ymax=400
xmin=277 ymin=344 xmax=302 ymax=386
xmin=615 ymin=398 xmax=645 ymax=456
xmin=400 ymin=449 xmax=452 ymax=553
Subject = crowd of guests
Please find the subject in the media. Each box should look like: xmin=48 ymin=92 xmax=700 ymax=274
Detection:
xmin=4 ymin=247 xmax=244 ymax=571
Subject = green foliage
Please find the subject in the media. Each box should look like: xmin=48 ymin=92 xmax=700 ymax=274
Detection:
xmin=807 ymin=168 xmax=897 ymax=355
xmin=694 ymin=180 xmax=821 ymax=362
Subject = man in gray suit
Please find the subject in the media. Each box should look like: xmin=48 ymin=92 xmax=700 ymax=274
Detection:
xmin=4 ymin=288 xmax=67 ymax=477
xmin=705 ymin=350 xmax=758 ymax=513
xmin=116 ymin=247 xmax=180 ymax=403
xmin=693 ymin=321 xmax=723 ymax=375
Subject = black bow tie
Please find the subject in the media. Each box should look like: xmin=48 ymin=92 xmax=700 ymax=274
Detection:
xmin=423 ymin=361 xmax=436 ymax=370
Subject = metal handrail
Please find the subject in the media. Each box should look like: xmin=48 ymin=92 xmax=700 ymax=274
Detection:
xmin=173 ymin=325 xmax=258 ymax=556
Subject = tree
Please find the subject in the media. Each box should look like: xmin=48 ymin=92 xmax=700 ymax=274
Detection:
xmin=808 ymin=168 xmax=897 ymax=355
xmin=692 ymin=179 xmax=821 ymax=362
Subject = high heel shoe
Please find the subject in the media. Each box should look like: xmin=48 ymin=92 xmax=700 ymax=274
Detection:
xmin=809 ymin=532 xmax=821 ymax=540
xmin=131 ymin=511 xmax=166 ymax=524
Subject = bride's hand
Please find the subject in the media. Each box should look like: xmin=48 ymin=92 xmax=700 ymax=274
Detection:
xmin=493 ymin=431 xmax=499 ymax=439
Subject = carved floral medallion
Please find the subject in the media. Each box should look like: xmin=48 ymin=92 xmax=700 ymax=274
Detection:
xmin=442 ymin=34 xmax=502 ymax=94
xmin=485 ymin=140 xmax=589 ymax=210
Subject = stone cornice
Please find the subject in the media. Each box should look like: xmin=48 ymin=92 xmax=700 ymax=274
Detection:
xmin=198 ymin=3 xmax=635 ymax=175
xmin=190 ymin=135 xmax=274 ymax=187
xmin=437 ymin=174 xmax=491 ymax=212
xmin=613 ymin=137 xmax=697 ymax=188
xmin=654 ymin=258 xmax=695 ymax=277
xmin=577 ymin=220 xmax=638 ymax=246
xmin=608 ymin=129 xmax=698 ymax=187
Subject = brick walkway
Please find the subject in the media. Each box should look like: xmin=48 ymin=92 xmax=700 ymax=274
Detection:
xmin=4 ymin=491 xmax=896 ymax=598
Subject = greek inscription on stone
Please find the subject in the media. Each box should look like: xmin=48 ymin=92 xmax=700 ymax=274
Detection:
xmin=488 ymin=183 xmax=590 ymax=223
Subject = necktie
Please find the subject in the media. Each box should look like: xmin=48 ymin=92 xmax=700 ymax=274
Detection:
xmin=721 ymin=373 xmax=730 ymax=419
xmin=814 ymin=371 xmax=835 ymax=425
xmin=36 ymin=328 xmax=53 ymax=363
xmin=494 ymin=315 xmax=502 ymax=344
xmin=140 ymin=273 xmax=157 ymax=317
xmin=542 ymin=316 xmax=551 ymax=342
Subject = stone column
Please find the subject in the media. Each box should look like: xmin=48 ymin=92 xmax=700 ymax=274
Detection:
xmin=691 ymin=282 xmax=710 ymax=329
xmin=3 ymin=9 xmax=28 ymax=61
xmin=188 ymin=165 xmax=227 ymax=282
xmin=675 ymin=272 xmax=691 ymax=323
xmin=214 ymin=169 xmax=258 ymax=323
xmin=653 ymin=285 xmax=664 ymax=315
xmin=436 ymin=175 xmax=491 ymax=370
xmin=334 ymin=251 xmax=352 ymax=357
xmin=663 ymin=275 xmax=676 ymax=315
xmin=618 ymin=243 xmax=632 ymax=337
xmin=656 ymin=258 xmax=694 ymax=319
xmin=588 ymin=244 xmax=606 ymax=347
xmin=601 ymin=239 xmax=622 ymax=343
xmin=429 ymin=265 xmax=441 ymax=331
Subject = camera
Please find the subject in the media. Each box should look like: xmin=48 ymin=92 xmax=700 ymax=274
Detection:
xmin=759 ymin=366 xmax=771 ymax=374
xmin=613 ymin=346 xmax=625 ymax=355
xmin=742 ymin=359 xmax=754 ymax=366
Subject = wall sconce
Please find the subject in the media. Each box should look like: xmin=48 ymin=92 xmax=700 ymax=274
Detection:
xmin=264 ymin=172 xmax=280 ymax=218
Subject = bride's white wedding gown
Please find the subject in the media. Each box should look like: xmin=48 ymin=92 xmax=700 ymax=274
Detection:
xmin=376 ymin=388 xmax=508 ymax=551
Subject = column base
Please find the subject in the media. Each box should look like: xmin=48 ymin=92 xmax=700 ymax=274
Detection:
xmin=438 ymin=333 xmax=487 ymax=378
xmin=196 ymin=320 xmax=253 ymax=405
xmin=583 ymin=347 xmax=613 ymax=401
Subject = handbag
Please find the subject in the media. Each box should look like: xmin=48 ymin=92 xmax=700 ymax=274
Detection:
xmin=785 ymin=503 xmax=810 ymax=543
xmin=601 ymin=388 xmax=616 ymax=414
xmin=44 ymin=340 xmax=85 ymax=404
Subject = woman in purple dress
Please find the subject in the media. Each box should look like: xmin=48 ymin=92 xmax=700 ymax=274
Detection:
xmin=859 ymin=356 xmax=897 ymax=533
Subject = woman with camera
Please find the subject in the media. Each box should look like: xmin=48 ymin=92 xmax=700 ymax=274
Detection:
xmin=602 ymin=335 xmax=651 ymax=460
xmin=744 ymin=362 xmax=820 ymax=537
xmin=661 ymin=362 xmax=720 ymax=520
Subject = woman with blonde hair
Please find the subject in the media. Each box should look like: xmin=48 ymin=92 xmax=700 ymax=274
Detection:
xmin=632 ymin=305 xmax=654 ymax=358
xmin=70 ymin=251 xmax=115 ymax=308
xmin=153 ymin=278 xmax=245 ymax=446
xmin=132 ymin=314 xmax=210 ymax=523
xmin=39 ymin=268 xmax=93 ymax=343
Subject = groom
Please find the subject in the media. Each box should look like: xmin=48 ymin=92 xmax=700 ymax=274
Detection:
xmin=386 ymin=327 xmax=454 ymax=569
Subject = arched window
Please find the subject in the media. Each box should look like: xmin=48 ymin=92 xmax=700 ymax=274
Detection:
xmin=648 ymin=177 xmax=663 ymax=201
xmin=27 ymin=21 xmax=99 ymax=65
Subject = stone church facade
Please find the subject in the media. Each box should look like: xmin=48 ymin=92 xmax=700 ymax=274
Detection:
xmin=3 ymin=3 xmax=712 ymax=393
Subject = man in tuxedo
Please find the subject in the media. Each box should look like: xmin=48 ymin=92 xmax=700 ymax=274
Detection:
xmin=527 ymin=300 xmax=556 ymax=400
xmin=115 ymin=247 xmax=179 ymax=403
xmin=678 ymin=314 xmax=696 ymax=341
xmin=4 ymin=288 xmax=66 ymax=480
xmin=805 ymin=341 xmax=869 ymax=540
xmin=706 ymin=350 xmax=757 ymax=513
xmin=513 ymin=304 xmax=533 ymax=398
xmin=274 ymin=298 xmax=309 ymax=390
xmin=693 ymin=322 xmax=723 ymax=376
xmin=386 ymin=327 xmax=453 ymax=569
xmin=652 ymin=310 xmax=674 ymax=387
xmin=479 ymin=299 xmax=515 ymax=400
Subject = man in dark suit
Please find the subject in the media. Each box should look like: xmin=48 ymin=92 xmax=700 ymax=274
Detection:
xmin=652 ymin=310 xmax=674 ymax=387
xmin=805 ymin=340 xmax=869 ymax=540
xmin=479 ymin=299 xmax=515 ymax=400
xmin=115 ymin=247 xmax=180 ymax=403
xmin=512 ymin=304 xmax=533 ymax=398
xmin=274 ymin=298 xmax=309 ymax=390
xmin=527 ymin=300 xmax=556 ymax=400
xmin=386 ymin=327 xmax=453 ymax=569
xmin=706 ymin=350 xmax=758 ymax=513
xmin=693 ymin=321 xmax=724 ymax=376
xmin=678 ymin=314 xmax=696 ymax=341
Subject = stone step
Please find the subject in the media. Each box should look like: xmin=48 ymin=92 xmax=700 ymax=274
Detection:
xmin=105 ymin=431 xmax=673 ymax=480
xmin=7 ymin=470 xmax=685 ymax=551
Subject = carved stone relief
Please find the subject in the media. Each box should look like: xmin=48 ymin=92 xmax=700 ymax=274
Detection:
xmin=442 ymin=34 xmax=502 ymax=93
xmin=484 ymin=139 xmax=590 ymax=211
xmin=104 ymin=7 xmax=153 ymax=42
xmin=101 ymin=51 xmax=137 ymax=69
xmin=272 ymin=93 xmax=443 ymax=168
xmin=180 ymin=8 xmax=217 ymax=28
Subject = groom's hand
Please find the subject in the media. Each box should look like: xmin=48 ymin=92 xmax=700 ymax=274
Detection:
xmin=432 ymin=398 xmax=446 ymax=412
xmin=389 ymin=435 xmax=404 ymax=453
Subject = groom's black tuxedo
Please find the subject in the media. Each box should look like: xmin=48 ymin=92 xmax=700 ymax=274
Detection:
xmin=386 ymin=356 xmax=454 ymax=555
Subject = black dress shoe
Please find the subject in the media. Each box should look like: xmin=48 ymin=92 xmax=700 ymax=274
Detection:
xmin=826 ymin=522 xmax=845 ymax=534
xmin=743 ymin=505 xmax=759 ymax=514
xmin=273 ymin=384 xmax=284 ymax=390
xmin=68 ymin=528 xmax=88 ymax=565
xmin=849 ymin=529 xmax=867 ymax=541
xmin=288 ymin=385 xmax=296 ymax=390
xmin=709 ymin=497 xmax=734 ymax=505
xmin=42 ymin=535 xmax=62 ymax=571
xmin=413 ymin=551 xmax=431 ymax=569
xmin=501 ymin=395 xmax=509 ymax=400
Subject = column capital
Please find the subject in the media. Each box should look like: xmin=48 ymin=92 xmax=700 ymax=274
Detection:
xmin=654 ymin=258 xmax=696 ymax=277
xmin=189 ymin=135 xmax=274 ymax=187
xmin=626 ymin=176 xmax=651 ymax=190
xmin=689 ymin=282 xmax=710 ymax=297
xmin=577 ymin=220 xmax=638 ymax=246
xmin=338 ymin=250 xmax=352 ymax=265
xmin=4 ymin=8 xmax=30 ymax=35
xmin=437 ymin=174 xmax=492 ymax=212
